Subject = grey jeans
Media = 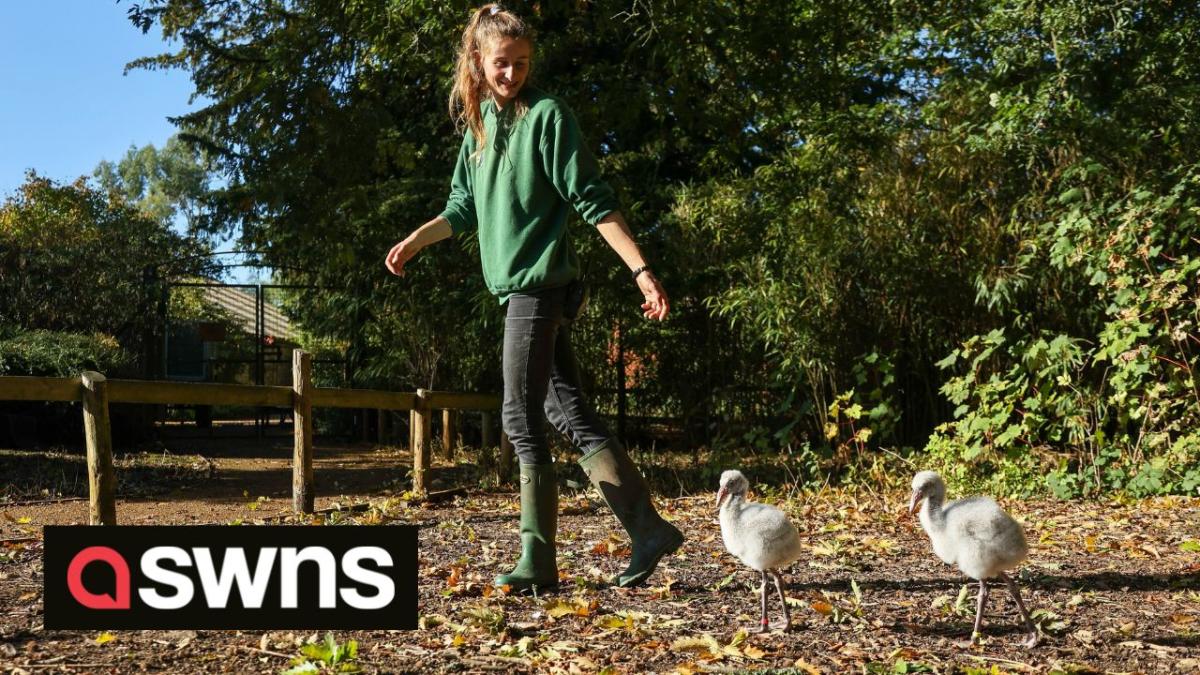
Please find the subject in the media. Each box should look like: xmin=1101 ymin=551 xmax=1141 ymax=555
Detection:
xmin=502 ymin=284 xmax=614 ymax=466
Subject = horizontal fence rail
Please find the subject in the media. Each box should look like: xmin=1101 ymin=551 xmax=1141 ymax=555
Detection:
xmin=0 ymin=350 xmax=510 ymax=523
xmin=311 ymin=388 xmax=418 ymax=411
xmin=425 ymin=391 xmax=503 ymax=411
xmin=0 ymin=376 xmax=81 ymax=402
xmin=108 ymin=380 xmax=293 ymax=407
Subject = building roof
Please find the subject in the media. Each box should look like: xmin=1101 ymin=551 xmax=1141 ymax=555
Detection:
xmin=201 ymin=284 xmax=294 ymax=341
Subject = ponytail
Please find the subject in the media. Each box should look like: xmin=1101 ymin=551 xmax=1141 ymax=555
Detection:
xmin=448 ymin=4 xmax=533 ymax=157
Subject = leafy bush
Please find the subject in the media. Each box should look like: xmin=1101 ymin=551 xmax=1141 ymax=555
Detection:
xmin=0 ymin=327 xmax=130 ymax=377
xmin=0 ymin=173 xmax=213 ymax=364
xmin=927 ymin=167 xmax=1200 ymax=498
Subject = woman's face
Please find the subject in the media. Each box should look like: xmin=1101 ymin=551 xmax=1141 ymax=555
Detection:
xmin=476 ymin=36 xmax=531 ymax=107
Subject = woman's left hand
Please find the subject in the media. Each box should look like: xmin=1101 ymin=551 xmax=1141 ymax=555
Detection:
xmin=637 ymin=271 xmax=670 ymax=321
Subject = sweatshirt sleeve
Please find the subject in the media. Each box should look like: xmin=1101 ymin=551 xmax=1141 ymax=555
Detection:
xmin=438 ymin=134 xmax=477 ymax=235
xmin=539 ymin=105 xmax=621 ymax=226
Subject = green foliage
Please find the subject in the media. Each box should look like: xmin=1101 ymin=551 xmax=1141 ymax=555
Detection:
xmin=928 ymin=167 xmax=1200 ymax=498
xmin=282 ymin=633 xmax=360 ymax=674
xmin=904 ymin=0 xmax=1200 ymax=497
xmin=0 ymin=328 xmax=129 ymax=377
xmin=93 ymin=134 xmax=213 ymax=233
xmin=817 ymin=353 xmax=902 ymax=465
xmin=0 ymin=173 xmax=213 ymax=375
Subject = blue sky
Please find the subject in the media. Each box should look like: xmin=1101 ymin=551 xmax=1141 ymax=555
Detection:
xmin=0 ymin=1 xmax=200 ymax=195
xmin=0 ymin=1 xmax=261 ymax=281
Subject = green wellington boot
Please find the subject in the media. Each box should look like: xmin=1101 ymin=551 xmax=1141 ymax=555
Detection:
xmin=579 ymin=443 xmax=684 ymax=588
xmin=494 ymin=463 xmax=559 ymax=591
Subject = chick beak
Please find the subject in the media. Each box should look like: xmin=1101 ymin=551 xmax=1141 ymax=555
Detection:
xmin=716 ymin=486 xmax=728 ymax=509
xmin=907 ymin=488 xmax=923 ymax=515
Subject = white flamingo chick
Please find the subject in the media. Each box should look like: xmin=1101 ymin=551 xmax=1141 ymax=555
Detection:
xmin=908 ymin=470 xmax=1039 ymax=648
xmin=717 ymin=470 xmax=804 ymax=632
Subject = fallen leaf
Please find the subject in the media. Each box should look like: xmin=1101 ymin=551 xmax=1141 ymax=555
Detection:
xmin=670 ymin=634 xmax=722 ymax=660
xmin=1119 ymin=640 xmax=1144 ymax=649
xmin=742 ymin=644 xmax=766 ymax=660
xmin=709 ymin=571 xmax=737 ymax=591
xmin=544 ymin=599 xmax=577 ymax=619
xmin=721 ymin=643 xmax=744 ymax=658
xmin=590 ymin=535 xmax=631 ymax=558
xmin=727 ymin=629 xmax=747 ymax=648
xmin=597 ymin=615 xmax=627 ymax=630
xmin=792 ymin=658 xmax=824 ymax=674
xmin=573 ymin=655 xmax=598 ymax=671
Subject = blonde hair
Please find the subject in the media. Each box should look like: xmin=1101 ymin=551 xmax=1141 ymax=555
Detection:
xmin=449 ymin=4 xmax=533 ymax=155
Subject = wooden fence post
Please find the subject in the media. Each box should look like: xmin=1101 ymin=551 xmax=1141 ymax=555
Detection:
xmin=292 ymin=350 xmax=314 ymax=514
xmin=412 ymin=389 xmax=433 ymax=496
xmin=81 ymin=372 xmax=117 ymax=525
xmin=481 ymin=410 xmax=494 ymax=450
xmin=499 ymin=429 xmax=514 ymax=483
xmin=377 ymin=409 xmax=388 ymax=444
xmin=442 ymin=409 xmax=457 ymax=459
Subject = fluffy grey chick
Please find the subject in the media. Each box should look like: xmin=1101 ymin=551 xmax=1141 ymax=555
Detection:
xmin=909 ymin=470 xmax=1039 ymax=648
xmin=717 ymin=469 xmax=804 ymax=632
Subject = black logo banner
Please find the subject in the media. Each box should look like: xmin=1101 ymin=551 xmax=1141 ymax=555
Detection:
xmin=44 ymin=525 xmax=417 ymax=630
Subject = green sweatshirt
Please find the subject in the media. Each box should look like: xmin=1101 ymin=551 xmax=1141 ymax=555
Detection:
xmin=438 ymin=87 xmax=620 ymax=301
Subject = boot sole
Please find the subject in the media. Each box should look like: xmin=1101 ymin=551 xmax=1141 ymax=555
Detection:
xmin=494 ymin=580 xmax=560 ymax=594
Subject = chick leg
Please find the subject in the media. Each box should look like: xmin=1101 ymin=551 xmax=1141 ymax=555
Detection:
xmin=1001 ymin=572 xmax=1039 ymax=648
xmin=770 ymin=570 xmax=791 ymax=631
xmin=758 ymin=570 xmax=769 ymax=633
xmin=971 ymin=578 xmax=989 ymax=641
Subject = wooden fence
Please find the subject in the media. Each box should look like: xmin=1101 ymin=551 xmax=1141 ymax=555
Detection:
xmin=0 ymin=350 xmax=512 ymax=524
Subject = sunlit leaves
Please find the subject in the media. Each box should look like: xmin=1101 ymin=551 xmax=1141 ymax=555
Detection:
xmin=669 ymin=630 xmax=764 ymax=662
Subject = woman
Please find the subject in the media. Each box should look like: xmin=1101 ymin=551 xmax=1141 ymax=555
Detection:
xmin=384 ymin=4 xmax=682 ymax=591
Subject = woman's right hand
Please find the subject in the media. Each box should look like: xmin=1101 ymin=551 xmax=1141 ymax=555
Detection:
xmin=384 ymin=237 xmax=419 ymax=276
xmin=385 ymin=218 xmax=454 ymax=277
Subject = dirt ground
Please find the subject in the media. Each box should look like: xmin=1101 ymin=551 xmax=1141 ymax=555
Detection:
xmin=1 ymin=429 xmax=1199 ymax=674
